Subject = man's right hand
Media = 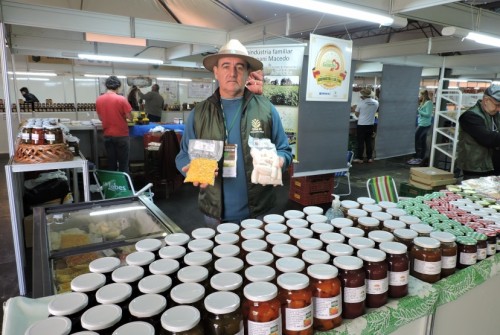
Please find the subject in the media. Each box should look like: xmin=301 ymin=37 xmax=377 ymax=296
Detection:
xmin=182 ymin=164 xmax=218 ymax=189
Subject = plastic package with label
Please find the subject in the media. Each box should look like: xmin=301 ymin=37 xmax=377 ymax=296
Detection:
xmin=249 ymin=137 xmax=283 ymax=186
xmin=184 ymin=139 xmax=224 ymax=186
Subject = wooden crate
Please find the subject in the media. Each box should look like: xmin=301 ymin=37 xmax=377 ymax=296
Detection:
xmin=290 ymin=175 xmax=334 ymax=193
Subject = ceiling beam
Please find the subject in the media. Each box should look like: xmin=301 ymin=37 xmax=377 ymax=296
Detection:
xmin=391 ymin=0 xmax=459 ymax=13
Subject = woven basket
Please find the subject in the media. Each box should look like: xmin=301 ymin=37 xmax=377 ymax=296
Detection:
xmin=14 ymin=143 xmax=74 ymax=163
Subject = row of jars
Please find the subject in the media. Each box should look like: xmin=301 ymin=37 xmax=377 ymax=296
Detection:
xmin=21 ymin=118 xmax=65 ymax=145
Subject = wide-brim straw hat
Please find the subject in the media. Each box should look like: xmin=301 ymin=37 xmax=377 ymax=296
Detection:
xmin=203 ymin=39 xmax=263 ymax=72
xmin=360 ymin=88 xmax=373 ymax=97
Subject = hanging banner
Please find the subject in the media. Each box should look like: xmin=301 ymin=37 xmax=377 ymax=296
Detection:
xmin=306 ymin=34 xmax=352 ymax=101
xmin=157 ymin=80 xmax=179 ymax=105
xmin=247 ymin=44 xmax=305 ymax=158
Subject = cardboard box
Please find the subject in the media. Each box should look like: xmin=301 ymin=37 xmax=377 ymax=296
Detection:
xmin=410 ymin=174 xmax=456 ymax=187
xmin=410 ymin=167 xmax=453 ymax=181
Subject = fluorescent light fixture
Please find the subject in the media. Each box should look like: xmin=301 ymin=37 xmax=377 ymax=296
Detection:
xmin=78 ymin=54 xmax=163 ymax=65
xmin=442 ymin=26 xmax=500 ymax=48
xmin=10 ymin=77 xmax=50 ymax=81
xmin=84 ymin=74 xmax=127 ymax=79
xmin=426 ymin=86 xmax=438 ymax=89
xmin=259 ymin=0 xmax=407 ymax=27
xmin=156 ymin=77 xmax=192 ymax=82
xmin=85 ymin=32 xmax=147 ymax=47
xmin=8 ymin=71 xmax=56 ymax=76
xmin=89 ymin=205 xmax=146 ymax=217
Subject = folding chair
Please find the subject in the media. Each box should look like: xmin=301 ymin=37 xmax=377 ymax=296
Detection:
xmin=93 ymin=169 xmax=154 ymax=201
xmin=333 ymin=151 xmax=354 ymax=196
xmin=366 ymin=175 xmax=399 ymax=203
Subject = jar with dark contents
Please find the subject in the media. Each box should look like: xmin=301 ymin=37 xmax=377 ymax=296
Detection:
xmin=310 ymin=223 xmax=334 ymax=239
xmin=214 ymin=256 xmax=245 ymax=277
xmin=368 ymin=230 xmax=394 ymax=249
xmin=302 ymin=249 xmax=330 ymax=267
xmin=31 ymin=125 xmax=45 ymax=145
xmin=210 ymin=272 xmax=243 ymax=296
xmin=332 ymin=256 xmax=366 ymax=319
xmin=160 ymin=305 xmax=204 ymax=335
xmin=169 ymin=282 xmax=205 ymax=312
xmin=272 ymin=243 xmax=300 ymax=259
xmin=113 ymin=321 xmax=155 ymax=335
xmin=284 ymin=210 xmax=306 ymax=220
xmin=95 ymin=283 xmax=133 ymax=322
xmin=246 ymin=250 xmax=275 ymax=268
xmin=379 ymin=242 xmax=409 ymax=298
xmin=214 ymin=233 xmax=240 ymax=246
xmin=307 ymin=264 xmax=342 ymax=331
xmin=204 ymin=291 xmax=244 ymax=335
xmin=136 ymin=238 xmax=163 ymax=255
xmin=456 ymin=236 xmax=478 ymax=269
xmin=240 ymin=228 xmax=265 ymax=242
xmin=217 ymin=223 xmax=241 ymax=235
xmin=386 ymin=208 xmax=407 ymax=221
xmin=212 ymin=244 xmax=240 ymax=259
xmin=21 ymin=125 xmax=32 ymax=144
xmin=126 ymin=251 xmax=155 ymax=276
xmin=477 ymin=228 xmax=497 ymax=256
xmin=241 ymin=218 xmax=264 ymax=229
xmin=393 ymin=228 xmax=418 ymax=250
xmin=348 ymin=236 xmax=375 ymax=252
xmin=347 ymin=209 xmax=368 ymax=227
xmin=241 ymin=239 xmax=267 ymax=260
xmin=430 ymin=231 xmax=457 ymax=278
xmin=44 ymin=125 xmax=58 ymax=144
xmin=277 ymin=272 xmax=314 ymax=335
xmin=340 ymin=227 xmax=365 ymax=240
xmin=340 ymin=200 xmax=360 ymax=217
xmin=399 ymin=215 xmax=421 ymax=227
xmin=357 ymin=248 xmax=388 ymax=308
xmin=409 ymin=223 xmax=434 ymax=237
xmin=263 ymin=214 xmax=286 ymax=226
xmin=467 ymin=232 xmax=488 ymax=261
xmin=149 ymin=259 xmax=180 ymax=283
xmin=138 ymin=274 xmax=172 ymax=297
xmin=81 ymin=304 xmax=122 ymax=335
xmin=331 ymin=218 xmax=354 ymax=233
xmin=111 ymin=265 xmax=144 ymax=297
xmin=187 ymin=239 xmax=214 ymax=253
xmin=244 ymin=265 xmax=276 ymax=285
xmin=48 ymin=292 xmax=88 ymax=333
xmin=289 ymin=227 xmax=313 ymax=245
xmin=191 ymin=227 xmax=216 ymax=241
xmin=382 ymin=220 xmax=406 ymax=233
xmin=89 ymin=256 xmax=121 ymax=285
xmin=275 ymin=257 xmax=306 ymax=276
xmin=184 ymin=251 xmax=214 ymax=276
xmin=286 ymin=218 xmax=309 ymax=230
xmin=159 ymin=245 xmax=187 ymax=269
xmin=164 ymin=233 xmax=191 ymax=247
xmin=24 ymin=316 xmax=72 ymax=335
xmin=177 ymin=265 xmax=210 ymax=292
xmin=306 ymin=214 xmax=328 ymax=225
xmin=410 ymin=237 xmax=441 ymax=283
xmin=266 ymin=233 xmax=292 ymax=251
xmin=297 ymin=238 xmax=323 ymax=256
xmin=242 ymin=282 xmax=281 ymax=335
xmin=129 ymin=293 xmax=167 ymax=333
xmin=71 ymin=272 xmax=106 ymax=307
xmin=326 ymin=243 xmax=354 ymax=263
xmin=357 ymin=217 xmax=380 ymax=235
xmin=319 ymin=232 xmax=345 ymax=246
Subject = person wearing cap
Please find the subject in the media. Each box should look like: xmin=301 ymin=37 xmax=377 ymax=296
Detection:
xmin=96 ymin=76 xmax=133 ymax=173
xmin=457 ymin=84 xmax=500 ymax=179
xmin=408 ymin=90 xmax=434 ymax=166
xmin=175 ymin=39 xmax=292 ymax=227
xmin=353 ymin=88 xmax=379 ymax=163
xmin=137 ymin=84 xmax=164 ymax=122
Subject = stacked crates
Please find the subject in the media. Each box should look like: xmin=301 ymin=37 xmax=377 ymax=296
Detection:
xmin=289 ymin=174 xmax=334 ymax=206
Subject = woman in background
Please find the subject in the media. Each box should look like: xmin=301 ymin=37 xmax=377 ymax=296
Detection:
xmin=127 ymin=85 xmax=140 ymax=111
xmin=408 ymin=90 xmax=433 ymax=165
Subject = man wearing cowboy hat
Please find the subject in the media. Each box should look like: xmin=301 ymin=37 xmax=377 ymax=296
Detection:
xmin=354 ymin=88 xmax=379 ymax=163
xmin=175 ymin=39 xmax=292 ymax=227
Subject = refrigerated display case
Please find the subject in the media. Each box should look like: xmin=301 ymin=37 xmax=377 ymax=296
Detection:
xmin=31 ymin=195 xmax=183 ymax=297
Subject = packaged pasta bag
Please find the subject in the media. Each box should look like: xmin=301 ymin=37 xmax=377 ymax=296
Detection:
xmin=184 ymin=139 xmax=224 ymax=186
xmin=249 ymin=137 xmax=283 ymax=186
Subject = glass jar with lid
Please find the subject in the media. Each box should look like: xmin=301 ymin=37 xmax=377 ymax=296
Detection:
xmin=297 ymin=238 xmax=323 ymax=256
xmin=263 ymin=214 xmax=286 ymax=225
xmin=340 ymin=200 xmax=360 ymax=217
xmin=357 ymin=217 xmax=380 ymax=235
xmin=286 ymin=218 xmax=309 ymax=230
xmin=386 ymin=208 xmax=407 ymax=220
xmin=378 ymin=201 xmax=398 ymax=211
xmin=348 ymin=236 xmax=376 ymax=251
xmin=272 ymin=244 xmax=300 ymax=259
xmin=306 ymin=214 xmax=328 ymax=225
xmin=241 ymin=218 xmax=264 ymax=229
xmin=277 ymin=273 xmax=314 ymax=335
xmin=456 ymin=236 xmax=478 ymax=269
xmin=24 ymin=316 xmax=72 ymax=335
xmin=177 ymin=265 xmax=210 ymax=291
xmin=113 ymin=321 xmax=155 ymax=335
xmin=332 ymin=256 xmax=366 ymax=319
xmin=371 ymin=211 xmax=392 ymax=225
xmin=44 ymin=125 xmax=59 ymax=144
xmin=246 ymin=251 xmax=275 ymax=268
xmin=410 ymin=237 xmax=441 ymax=283
xmin=326 ymin=243 xmax=354 ymax=262
xmin=126 ymin=251 xmax=155 ymax=276
xmin=379 ymin=241 xmax=409 ymax=298
xmin=210 ymin=272 xmax=243 ymax=296
xmin=187 ymin=239 xmax=214 ymax=253
xmin=241 ymin=239 xmax=267 ymax=260
xmin=302 ymin=249 xmax=330 ymax=266
xmin=212 ymin=244 xmax=240 ymax=259
xmin=184 ymin=251 xmax=214 ymax=275
xmin=135 ymin=238 xmax=163 ymax=256
xmin=244 ymin=265 xmax=276 ymax=285
xmin=331 ymin=218 xmax=353 ymax=233
xmin=289 ymin=227 xmax=313 ymax=245
xmin=275 ymin=257 xmax=306 ymax=276
xmin=149 ymin=259 xmax=180 ymax=282
xmin=159 ymin=245 xmax=187 ymax=268
xmin=95 ymin=283 xmax=133 ymax=321
xmin=393 ymin=228 xmax=418 ymax=250
xmin=307 ymin=264 xmax=342 ymax=331
xmin=242 ymin=282 xmax=281 ymax=335
xmin=204 ymin=291 xmax=243 ymax=335
xmin=129 ymin=293 xmax=167 ymax=333
xmin=31 ymin=125 xmax=45 ymax=145
xmin=284 ymin=210 xmax=306 ymax=220
xmin=368 ymin=230 xmax=394 ymax=248
xmin=266 ymin=233 xmax=291 ymax=250
xmin=138 ymin=274 xmax=172 ymax=297
xmin=310 ymin=222 xmax=334 ymax=239
xmin=217 ymin=223 xmax=240 ymax=235
xmin=111 ymin=265 xmax=144 ymax=296
xmin=347 ymin=209 xmax=368 ymax=227
xmin=191 ymin=227 xmax=216 ymax=241
xmin=169 ymin=282 xmax=205 ymax=312
xmin=48 ymin=292 xmax=88 ymax=333
xmin=164 ymin=233 xmax=191 ymax=247
xmin=357 ymin=248 xmax=388 ymax=308
xmin=357 ymin=197 xmax=376 ymax=206
xmin=21 ymin=125 xmax=32 ymax=144
xmin=89 ymin=257 xmax=121 ymax=284
xmin=264 ymin=223 xmax=288 ymax=235
xmin=303 ymin=206 xmax=323 ymax=216
xmin=409 ymin=223 xmax=434 ymax=237
xmin=362 ymin=204 xmax=382 ymax=215
xmin=399 ymin=215 xmax=421 ymax=227
xmin=81 ymin=304 xmax=122 ymax=335
xmin=240 ymin=228 xmax=265 ymax=241
xmin=383 ymin=220 xmax=406 ymax=233
xmin=71 ymin=272 xmax=106 ymax=307
xmin=477 ymin=228 xmax=497 ymax=256
xmin=467 ymin=232 xmax=488 ymax=261
xmin=214 ymin=233 xmax=240 ymax=246
xmin=214 ymin=257 xmax=245 ymax=276
xmin=340 ymin=226 xmax=365 ymax=240
xmin=160 ymin=305 xmax=204 ymax=335
xmin=430 ymin=231 xmax=457 ymax=278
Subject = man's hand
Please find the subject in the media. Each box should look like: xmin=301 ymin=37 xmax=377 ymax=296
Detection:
xmin=246 ymin=70 xmax=264 ymax=95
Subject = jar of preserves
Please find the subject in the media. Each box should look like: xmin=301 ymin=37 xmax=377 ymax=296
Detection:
xmin=277 ymin=272 xmax=313 ymax=335
xmin=284 ymin=210 xmax=306 ymax=220
xmin=302 ymin=249 xmax=330 ymax=266
xmin=303 ymin=206 xmax=323 ymax=216
xmin=242 ymin=282 xmax=281 ymax=335
xmin=326 ymin=243 xmax=354 ymax=262
xmin=246 ymin=250 xmax=275 ymax=267
xmin=241 ymin=239 xmax=267 ymax=260
xmin=111 ymin=265 xmax=144 ymax=296
xmin=48 ymin=292 xmax=88 ymax=333
xmin=456 ymin=236 xmax=478 ymax=269
xmin=340 ymin=226 xmax=365 ymax=239
xmin=357 ymin=248 xmax=388 ymax=308
xmin=24 ymin=316 xmax=72 ymax=335
xmin=241 ymin=218 xmax=264 ymax=229
xmin=357 ymin=217 xmax=380 ymax=235
xmin=275 ymin=257 xmax=306 ymax=275
xmin=89 ymin=257 xmax=121 ymax=284
xmin=333 ymin=256 xmax=366 ymax=319
xmin=319 ymin=232 xmax=345 ymax=246
xmin=31 ymin=125 xmax=45 ymax=145
xmin=297 ymin=238 xmax=323 ymax=255
xmin=214 ymin=257 xmax=245 ymax=276
xmin=477 ymin=228 xmax=497 ymax=256
xmin=240 ymin=228 xmax=265 ymax=241
xmin=177 ymin=265 xmax=210 ymax=291
xmin=272 ymin=244 xmax=300 ymax=259
xmin=399 ymin=215 xmax=421 ymax=227
xmin=357 ymin=197 xmax=376 ymax=206
xmin=348 ymin=236 xmax=375 ymax=251
xmin=126 ymin=251 xmax=155 ymax=276
xmin=289 ymin=227 xmax=313 ymax=245
xmin=379 ymin=241 xmax=409 ymax=298
xmin=310 ymin=222 xmax=334 ymax=239
xmin=467 ymin=232 xmax=488 ymax=261
xmin=214 ymin=233 xmax=240 ymax=246
xmin=382 ymin=220 xmax=406 ymax=233
xmin=263 ymin=214 xmax=286 ymax=225
xmin=71 ymin=272 xmax=106 ymax=307
xmin=210 ymin=272 xmax=243 ymax=296
xmin=213 ymin=244 xmax=240 ymax=259
xmin=95 ymin=283 xmax=133 ymax=321
xmin=266 ymin=233 xmax=291 ymax=250
xmin=81 ymin=304 xmax=122 ymax=335
xmin=184 ymin=251 xmax=214 ymax=275
xmin=204 ymin=291 xmax=243 ymax=335
xmin=362 ymin=204 xmax=382 ymax=215
xmin=410 ymin=237 xmax=441 ymax=283
xmin=149 ymin=259 xmax=180 ymax=279
xmin=191 ymin=227 xmax=216 ymax=241
xmin=286 ymin=218 xmax=309 ymax=230
xmin=160 ymin=305 xmax=204 ymax=335
xmin=307 ymin=264 xmax=342 ymax=331
xmin=159 ymin=245 xmax=187 ymax=268
xmin=368 ymin=230 xmax=394 ymax=248
xmin=331 ymin=218 xmax=353 ymax=233
xmin=347 ymin=209 xmax=368 ymax=226
xmin=217 ymin=223 xmax=240 ymax=235
xmin=244 ymin=265 xmax=276 ymax=284
xmin=386 ymin=208 xmax=407 ymax=220
xmin=21 ymin=125 xmax=32 ymax=144
xmin=430 ymin=231 xmax=457 ymax=278
xmin=170 ymin=282 xmax=205 ymax=311
xmin=409 ymin=223 xmax=434 ymax=237
xmin=135 ymin=238 xmax=163 ymax=255
xmin=371 ymin=211 xmax=393 ymax=224
xmin=306 ymin=214 xmax=328 ymax=225
xmin=340 ymin=200 xmax=360 ymax=217
xmin=164 ymin=233 xmax=191 ymax=247
xmin=44 ymin=125 xmax=58 ymax=144
xmin=187 ymin=239 xmax=214 ymax=253
xmin=139 ymin=274 xmax=172 ymax=298
xmin=378 ymin=201 xmax=398 ymax=211
xmin=393 ymin=228 xmax=418 ymax=250
xmin=113 ymin=321 xmax=155 ymax=335
xmin=129 ymin=293 xmax=167 ymax=333
xmin=264 ymin=223 xmax=288 ymax=235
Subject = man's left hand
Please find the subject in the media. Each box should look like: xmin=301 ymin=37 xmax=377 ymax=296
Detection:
xmin=246 ymin=70 xmax=264 ymax=95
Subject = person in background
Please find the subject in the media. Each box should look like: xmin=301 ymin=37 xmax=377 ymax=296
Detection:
xmin=127 ymin=85 xmax=140 ymax=111
xmin=96 ymin=76 xmax=133 ymax=173
xmin=175 ymin=39 xmax=292 ymax=228
xmin=408 ymin=90 xmax=433 ymax=165
xmin=138 ymin=84 xmax=164 ymax=122
xmin=20 ymin=87 xmax=39 ymax=111
xmin=457 ymin=84 xmax=500 ymax=179
xmin=353 ymin=88 xmax=379 ymax=163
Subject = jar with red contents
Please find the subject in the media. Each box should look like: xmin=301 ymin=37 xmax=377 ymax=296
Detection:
xmin=410 ymin=237 xmax=441 ymax=283
xmin=357 ymin=248 xmax=388 ymax=308
xmin=332 ymin=256 xmax=366 ymax=319
xmin=430 ymin=231 xmax=457 ymax=278
xmin=478 ymin=228 xmax=497 ymax=256
xmin=467 ymin=232 xmax=488 ymax=261
xmin=242 ymin=282 xmax=281 ymax=335
xmin=31 ymin=125 xmax=45 ymax=145
xmin=379 ymin=242 xmax=409 ymax=298
xmin=456 ymin=236 xmax=477 ymax=269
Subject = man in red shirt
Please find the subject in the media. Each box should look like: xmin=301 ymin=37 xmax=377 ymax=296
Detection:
xmin=96 ymin=76 xmax=133 ymax=173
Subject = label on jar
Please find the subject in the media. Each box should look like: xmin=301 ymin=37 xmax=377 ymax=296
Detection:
xmin=413 ymin=259 xmax=441 ymax=275
xmin=45 ymin=133 xmax=56 ymax=141
xmin=388 ymin=270 xmax=409 ymax=286
xmin=285 ymin=304 xmax=313 ymax=331
xmin=247 ymin=315 xmax=281 ymax=335
xmin=366 ymin=278 xmax=388 ymax=295
xmin=477 ymin=248 xmax=487 ymax=260
xmin=487 ymin=243 xmax=496 ymax=256
xmin=312 ymin=295 xmax=342 ymax=319
xmin=441 ymin=255 xmax=457 ymax=269
xmin=344 ymin=286 xmax=366 ymax=303
xmin=459 ymin=252 xmax=477 ymax=265
xmin=32 ymin=133 xmax=40 ymax=141
xmin=21 ymin=133 xmax=30 ymax=140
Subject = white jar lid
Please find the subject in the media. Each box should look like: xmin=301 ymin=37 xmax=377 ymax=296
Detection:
xmin=430 ymin=231 xmax=456 ymax=243
xmin=326 ymin=243 xmax=354 ymax=257
xmin=210 ymin=272 xmax=243 ymax=291
xmin=348 ymin=236 xmax=376 ymax=250
xmin=303 ymin=206 xmax=323 ymax=215
xmin=113 ymin=321 xmax=155 ymax=335
xmin=149 ymin=258 xmax=180 ymax=276
xmin=362 ymin=204 xmax=382 ymax=213
xmin=246 ymin=251 xmax=274 ymax=266
xmin=358 ymin=248 xmax=386 ymax=262
xmin=25 ymin=316 xmax=72 ymax=335
xmin=177 ymin=265 xmax=209 ymax=283
xmin=330 ymin=218 xmax=354 ymax=230
xmin=357 ymin=197 xmax=376 ymax=205
xmin=48 ymin=292 xmax=88 ymax=316
xmin=214 ymin=233 xmax=239 ymax=245
xmin=266 ymin=233 xmax=291 ymax=245
xmin=241 ymin=228 xmax=265 ymax=240
xmin=129 ymin=293 xmax=167 ymax=318
xmin=302 ymin=250 xmax=330 ymax=265
xmin=215 ymin=257 xmax=244 ymax=273
xmin=383 ymin=220 xmax=406 ymax=230
xmin=204 ymin=291 xmax=240 ymax=314
xmin=333 ymin=255 xmax=363 ymax=270
xmin=275 ymin=257 xmax=305 ymax=273
xmin=213 ymin=244 xmax=240 ymax=258
xmin=111 ymin=265 xmax=144 ymax=283
xmin=135 ymin=238 xmax=163 ymax=252
xmin=297 ymin=238 xmax=323 ymax=251
xmin=311 ymin=222 xmax=334 ymax=234
xmin=241 ymin=218 xmax=264 ymax=229
xmin=170 ymin=282 xmax=205 ymax=304
xmin=138 ymin=274 xmax=172 ymax=294
xmin=264 ymin=223 xmax=287 ymax=234
xmin=187 ymin=238 xmax=214 ymax=252
xmin=158 ymin=245 xmax=186 ymax=260
xmin=371 ymin=211 xmax=393 ymax=221
xmin=368 ymin=230 xmax=394 ymax=243
xmin=284 ymin=210 xmax=305 ymax=219
xmin=191 ymin=227 xmax=216 ymax=240
xmin=347 ymin=208 xmax=368 ymax=218
xmin=164 ymin=233 xmax=190 ymax=246
xmin=306 ymin=214 xmax=328 ymax=224
xmin=289 ymin=227 xmax=313 ymax=240
xmin=89 ymin=257 xmax=121 ymax=274
xmin=386 ymin=208 xmax=407 ymax=217
xmin=378 ymin=201 xmax=398 ymax=209
xmin=241 ymin=239 xmax=268 ymax=252
xmin=217 ymin=223 xmax=240 ymax=234
xmin=272 ymin=244 xmax=299 ymax=258
xmin=340 ymin=226 xmax=365 ymax=239
xmin=340 ymin=200 xmax=359 ymax=209
xmin=71 ymin=273 xmax=106 ymax=292
xmin=81 ymin=304 xmax=122 ymax=331
xmin=184 ymin=251 xmax=212 ymax=266
xmin=399 ymin=215 xmax=421 ymax=225
xmin=263 ymin=214 xmax=286 ymax=224
xmin=307 ymin=263 xmax=339 ymax=280
xmin=245 ymin=265 xmax=276 ymax=282
xmin=277 ymin=272 xmax=309 ymax=290
xmin=410 ymin=223 xmax=434 ymax=234
xmin=358 ymin=216 xmax=380 ymax=227
xmin=320 ymin=232 xmax=345 ymax=244
xmin=286 ymin=218 xmax=309 ymax=229
xmin=126 ymin=251 xmax=155 ymax=267
xmin=379 ymin=241 xmax=408 ymax=254
xmin=161 ymin=305 xmax=200 ymax=332
xmin=413 ymin=236 xmax=440 ymax=249
xmin=95 ymin=283 xmax=132 ymax=304
xmin=243 ymin=282 xmax=278 ymax=301
xmin=393 ymin=228 xmax=418 ymax=240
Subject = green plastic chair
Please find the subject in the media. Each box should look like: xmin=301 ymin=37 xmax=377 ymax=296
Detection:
xmin=366 ymin=175 xmax=399 ymax=203
xmin=94 ymin=169 xmax=153 ymax=201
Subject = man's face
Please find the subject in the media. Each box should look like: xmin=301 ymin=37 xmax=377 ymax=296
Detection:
xmin=213 ymin=56 xmax=249 ymax=98
xmin=483 ymin=95 xmax=500 ymax=115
